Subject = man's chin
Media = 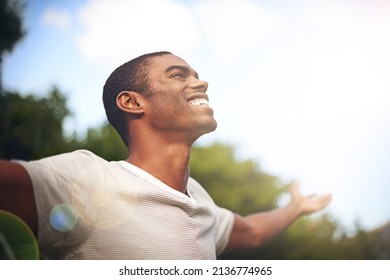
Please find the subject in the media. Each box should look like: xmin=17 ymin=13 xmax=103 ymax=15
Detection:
xmin=197 ymin=120 xmax=218 ymax=137
xmin=204 ymin=117 xmax=217 ymax=131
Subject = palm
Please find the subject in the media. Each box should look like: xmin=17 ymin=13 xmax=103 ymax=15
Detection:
xmin=289 ymin=182 xmax=332 ymax=215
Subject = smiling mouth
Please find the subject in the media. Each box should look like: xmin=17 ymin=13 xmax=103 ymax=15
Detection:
xmin=188 ymin=98 xmax=209 ymax=106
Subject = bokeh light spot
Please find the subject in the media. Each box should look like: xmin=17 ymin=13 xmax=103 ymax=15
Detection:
xmin=49 ymin=204 xmax=78 ymax=232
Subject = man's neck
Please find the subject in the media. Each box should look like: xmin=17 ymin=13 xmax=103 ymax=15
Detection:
xmin=126 ymin=141 xmax=192 ymax=194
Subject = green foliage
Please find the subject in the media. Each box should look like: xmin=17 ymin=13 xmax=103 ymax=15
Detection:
xmin=0 ymin=87 xmax=73 ymax=160
xmin=75 ymin=123 xmax=128 ymax=161
xmin=268 ymin=215 xmax=339 ymax=259
xmin=0 ymin=0 xmax=26 ymax=93
xmin=0 ymin=87 xmax=127 ymax=161
xmin=222 ymin=215 xmax=338 ymax=260
xmin=0 ymin=0 xmax=25 ymax=54
xmin=190 ymin=143 xmax=287 ymax=215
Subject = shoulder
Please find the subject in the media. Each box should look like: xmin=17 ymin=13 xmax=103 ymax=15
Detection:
xmin=39 ymin=149 xmax=105 ymax=163
xmin=187 ymin=177 xmax=223 ymax=209
xmin=17 ymin=150 xmax=107 ymax=171
xmin=187 ymin=177 xmax=212 ymax=199
xmin=14 ymin=150 xmax=116 ymax=191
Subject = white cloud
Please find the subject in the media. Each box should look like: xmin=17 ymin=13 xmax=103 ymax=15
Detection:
xmin=41 ymin=7 xmax=71 ymax=30
xmin=76 ymin=0 xmax=200 ymax=69
xmin=75 ymin=0 xmax=282 ymax=68
xmin=194 ymin=0 xmax=281 ymax=62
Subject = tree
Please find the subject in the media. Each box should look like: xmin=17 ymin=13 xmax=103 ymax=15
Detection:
xmin=0 ymin=86 xmax=72 ymax=160
xmin=76 ymin=123 xmax=128 ymax=161
xmin=190 ymin=143 xmax=287 ymax=215
xmin=0 ymin=0 xmax=25 ymax=94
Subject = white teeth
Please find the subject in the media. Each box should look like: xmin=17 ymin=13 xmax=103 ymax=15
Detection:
xmin=188 ymin=98 xmax=209 ymax=106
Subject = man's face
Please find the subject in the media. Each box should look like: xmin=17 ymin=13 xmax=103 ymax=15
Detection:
xmin=143 ymin=54 xmax=217 ymax=143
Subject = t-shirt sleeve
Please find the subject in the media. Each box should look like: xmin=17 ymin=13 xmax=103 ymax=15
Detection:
xmin=214 ymin=205 xmax=235 ymax=255
xmin=15 ymin=150 xmax=101 ymax=259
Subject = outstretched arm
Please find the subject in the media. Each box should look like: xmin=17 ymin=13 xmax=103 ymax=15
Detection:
xmin=225 ymin=182 xmax=332 ymax=252
xmin=0 ymin=160 xmax=38 ymax=236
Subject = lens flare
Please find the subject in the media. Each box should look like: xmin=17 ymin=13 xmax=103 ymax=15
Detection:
xmin=49 ymin=204 xmax=78 ymax=232
xmin=0 ymin=210 xmax=39 ymax=259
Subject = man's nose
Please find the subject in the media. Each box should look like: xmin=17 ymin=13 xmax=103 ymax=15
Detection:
xmin=190 ymin=78 xmax=208 ymax=92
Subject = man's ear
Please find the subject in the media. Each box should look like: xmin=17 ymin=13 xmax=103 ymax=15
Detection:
xmin=116 ymin=91 xmax=145 ymax=115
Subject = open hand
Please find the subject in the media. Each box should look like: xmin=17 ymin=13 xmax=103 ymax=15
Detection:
xmin=288 ymin=182 xmax=332 ymax=215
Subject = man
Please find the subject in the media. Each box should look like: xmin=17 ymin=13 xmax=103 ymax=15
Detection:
xmin=0 ymin=51 xmax=331 ymax=259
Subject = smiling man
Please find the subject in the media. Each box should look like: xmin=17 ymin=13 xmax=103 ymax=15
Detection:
xmin=0 ymin=51 xmax=331 ymax=259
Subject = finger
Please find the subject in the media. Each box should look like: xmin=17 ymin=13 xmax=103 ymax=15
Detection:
xmin=288 ymin=181 xmax=300 ymax=194
xmin=312 ymin=193 xmax=331 ymax=201
xmin=291 ymin=181 xmax=300 ymax=189
xmin=316 ymin=194 xmax=332 ymax=207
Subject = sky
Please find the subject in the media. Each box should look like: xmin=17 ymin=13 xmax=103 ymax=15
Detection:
xmin=3 ymin=0 xmax=390 ymax=233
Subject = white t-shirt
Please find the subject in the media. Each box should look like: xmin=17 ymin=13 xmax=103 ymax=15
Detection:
xmin=17 ymin=150 xmax=235 ymax=259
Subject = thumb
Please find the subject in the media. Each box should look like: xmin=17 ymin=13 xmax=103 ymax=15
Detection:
xmin=288 ymin=181 xmax=300 ymax=195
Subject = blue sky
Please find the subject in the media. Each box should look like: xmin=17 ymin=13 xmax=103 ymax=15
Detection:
xmin=3 ymin=0 xmax=390 ymax=232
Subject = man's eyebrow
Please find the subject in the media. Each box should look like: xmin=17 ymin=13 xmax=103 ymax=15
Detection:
xmin=165 ymin=65 xmax=199 ymax=79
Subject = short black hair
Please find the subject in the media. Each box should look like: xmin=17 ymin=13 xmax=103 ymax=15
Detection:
xmin=102 ymin=51 xmax=172 ymax=146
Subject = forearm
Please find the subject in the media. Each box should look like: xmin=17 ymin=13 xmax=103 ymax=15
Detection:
xmin=226 ymin=202 xmax=303 ymax=252
xmin=0 ymin=160 xmax=38 ymax=235
xmin=244 ymin=202 xmax=302 ymax=245
xmin=225 ymin=184 xmax=331 ymax=252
